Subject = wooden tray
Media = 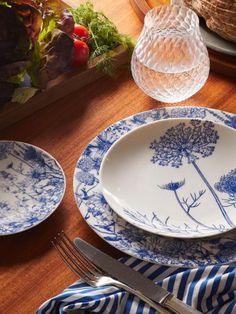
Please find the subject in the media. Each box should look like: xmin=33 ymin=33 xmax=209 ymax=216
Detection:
xmin=129 ymin=0 xmax=236 ymax=78
xmin=0 ymin=46 xmax=130 ymax=131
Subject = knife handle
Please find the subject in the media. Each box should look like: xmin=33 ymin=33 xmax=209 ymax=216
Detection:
xmin=163 ymin=295 xmax=201 ymax=314
xmin=113 ymin=279 xmax=171 ymax=313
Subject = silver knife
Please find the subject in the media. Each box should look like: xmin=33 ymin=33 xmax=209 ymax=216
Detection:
xmin=74 ymin=238 xmax=201 ymax=314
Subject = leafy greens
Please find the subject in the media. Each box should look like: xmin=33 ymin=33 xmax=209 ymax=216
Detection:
xmin=0 ymin=1 xmax=134 ymax=105
xmin=71 ymin=2 xmax=134 ymax=76
xmin=0 ymin=0 xmax=75 ymax=104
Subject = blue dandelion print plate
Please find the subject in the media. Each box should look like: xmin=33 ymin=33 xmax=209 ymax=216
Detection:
xmin=100 ymin=118 xmax=236 ymax=239
xmin=0 ymin=141 xmax=65 ymax=236
xmin=73 ymin=106 xmax=236 ymax=267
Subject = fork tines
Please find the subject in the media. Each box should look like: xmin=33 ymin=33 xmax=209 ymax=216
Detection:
xmin=52 ymin=231 xmax=102 ymax=281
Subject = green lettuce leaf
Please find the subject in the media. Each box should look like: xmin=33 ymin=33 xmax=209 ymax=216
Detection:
xmin=28 ymin=1 xmax=74 ymax=89
xmin=39 ymin=17 xmax=57 ymax=42
xmin=11 ymin=87 xmax=38 ymax=103
xmin=7 ymin=70 xmax=26 ymax=84
xmin=0 ymin=0 xmax=76 ymax=104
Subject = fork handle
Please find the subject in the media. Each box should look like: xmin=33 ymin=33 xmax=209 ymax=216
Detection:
xmin=111 ymin=279 xmax=172 ymax=313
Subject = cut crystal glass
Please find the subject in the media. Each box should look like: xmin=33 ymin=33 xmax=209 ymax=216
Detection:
xmin=131 ymin=5 xmax=210 ymax=103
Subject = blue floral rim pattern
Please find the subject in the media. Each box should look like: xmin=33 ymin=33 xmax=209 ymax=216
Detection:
xmin=0 ymin=141 xmax=65 ymax=235
xmin=73 ymin=106 xmax=236 ymax=267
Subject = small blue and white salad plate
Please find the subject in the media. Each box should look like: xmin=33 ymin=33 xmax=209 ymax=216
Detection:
xmin=0 ymin=141 xmax=65 ymax=236
xmin=100 ymin=118 xmax=236 ymax=238
xmin=73 ymin=106 xmax=236 ymax=267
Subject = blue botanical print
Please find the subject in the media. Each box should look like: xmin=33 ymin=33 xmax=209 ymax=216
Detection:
xmin=0 ymin=141 xmax=65 ymax=235
xmin=23 ymin=146 xmax=45 ymax=166
xmin=0 ymin=202 xmax=12 ymax=220
xmin=76 ymin=171 xmax=96 ymax=186
xmin=78 ymin=156 xmax=95 ymax=172
xmin=158 ymin=179 xmax=208 ymax=229
xmin=122 ymin=207 xmax=228 ymax=236
xmin=215 ymin=169 xmax=236 ymax=208
xmin=170 ymin=107 xmax=207 ymax=119
xmin=87 ymin=132 xmax=116 ymax=156
xmin=225 ymin=116 xmax=236 ymax=129
xmin=0 ymin=142 xmax=14 ymax=160
xmin=159 ymin=180 xmax=185 ymax=191
xmin=181 ymin=190 xmax=206 ymax=213
xmin=208 ymin=109 xmax=236 ymax=130
xmin=73 ymin=106 xmax=236 ymax=267
xmin=150 ymin=120 xmax=234 ymax=228
xmin=150 ymin=120 xmax=218 ymax=167
xmin=131 ymin=108 xmax=169 ymax=125
xmin=215 ymin=169 xmax=236 ymax=196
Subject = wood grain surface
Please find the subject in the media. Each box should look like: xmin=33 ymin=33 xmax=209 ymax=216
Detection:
xmin=0 ymin=1 xmax=235 ymax=313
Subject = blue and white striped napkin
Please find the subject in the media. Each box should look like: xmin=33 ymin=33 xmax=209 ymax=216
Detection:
xmin=36 ymin=257 xmax=236 ymax=314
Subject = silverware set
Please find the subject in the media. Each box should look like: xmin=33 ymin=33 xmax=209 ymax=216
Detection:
xmin=52 ymin=231 xmax=201 ymax=313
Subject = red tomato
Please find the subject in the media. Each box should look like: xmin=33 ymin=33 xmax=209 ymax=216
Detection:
xmin=73 ymin=24 xmax=90 ymax=43
xmin=71 ymin=39 xmax=89 ymax=67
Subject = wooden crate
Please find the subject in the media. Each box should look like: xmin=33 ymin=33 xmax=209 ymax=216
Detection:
xmin=0 ymin=46 xmax=131 ymax=131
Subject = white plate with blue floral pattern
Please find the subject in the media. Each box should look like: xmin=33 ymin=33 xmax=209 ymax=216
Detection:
xmin=0 ymin=141 xmax=65 ymax=235
xmin=73 ymin=106 xmax=236 ymax=267
xmin=100 ymin=118 xmax=236 ymax=239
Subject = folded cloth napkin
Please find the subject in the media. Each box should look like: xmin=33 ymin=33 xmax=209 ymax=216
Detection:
xmin=36 ymin=257 xmax=236 ymax=314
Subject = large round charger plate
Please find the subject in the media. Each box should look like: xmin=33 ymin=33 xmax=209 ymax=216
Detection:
xmin=73 ymin=106 xmax=236 ymax=267
xmin=0 ymin=141 xmax=66 ymax=235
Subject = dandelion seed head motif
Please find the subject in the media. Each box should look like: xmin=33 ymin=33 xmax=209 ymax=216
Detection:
xmin=150 ymin=120 xmax=219 ymax=168
xmin=159 ymin=180 xmax=185 ymax=191
xmin=215 ymin=169 xmax=236 ymax=196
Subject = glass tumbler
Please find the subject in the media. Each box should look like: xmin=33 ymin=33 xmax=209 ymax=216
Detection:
xmin=131 ymin=5 xmax=210 ymax=103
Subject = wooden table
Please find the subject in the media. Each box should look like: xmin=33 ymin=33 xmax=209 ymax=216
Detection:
xmin=0 ymin=0 xmax=235 ymax=313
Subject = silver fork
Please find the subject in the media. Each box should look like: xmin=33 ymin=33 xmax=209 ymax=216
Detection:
xmin=52 ymin=231 xmax=171 ymax=314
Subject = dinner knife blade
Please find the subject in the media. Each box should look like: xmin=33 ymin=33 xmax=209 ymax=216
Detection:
xmin=74 ymin=237 xmax=200 ymax=314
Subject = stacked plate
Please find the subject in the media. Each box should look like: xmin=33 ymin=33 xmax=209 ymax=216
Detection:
xmin=73 ymin=106 xmax=236 ymax=267
xmin=0 ymin=141 xmax=65 ymax=235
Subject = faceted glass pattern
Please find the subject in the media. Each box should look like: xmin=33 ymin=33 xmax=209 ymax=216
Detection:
xmin=131 ymin=5 xmax=210 ymax=103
